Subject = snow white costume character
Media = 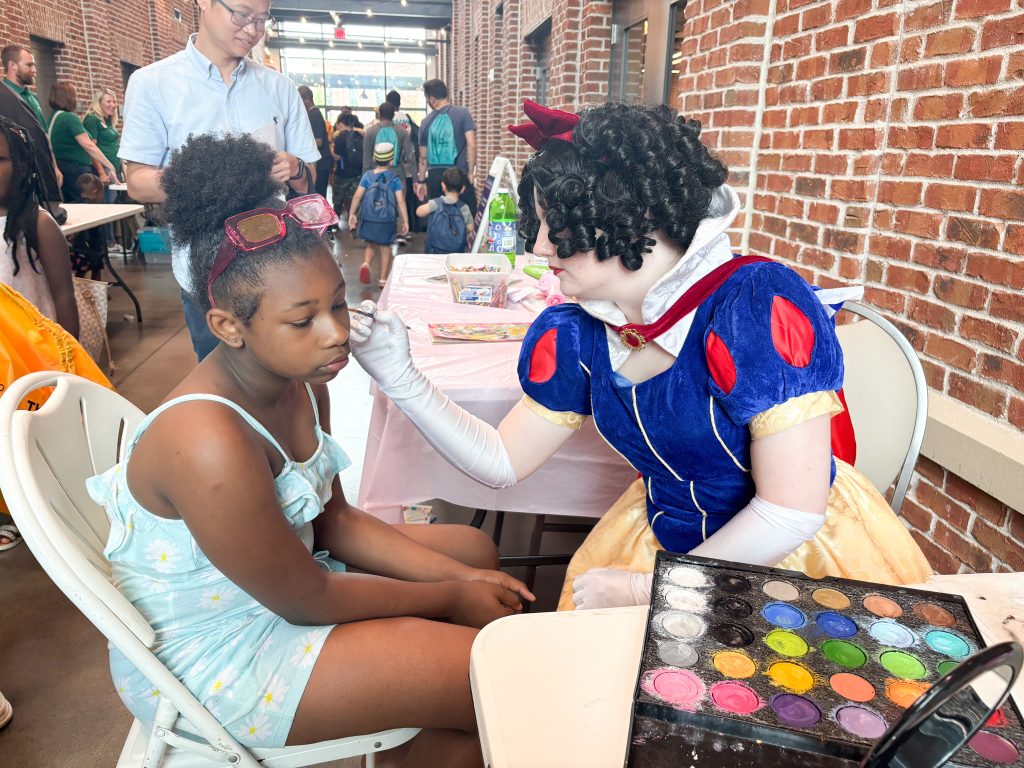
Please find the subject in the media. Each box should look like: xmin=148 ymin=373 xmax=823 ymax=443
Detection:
xmin=350 ymin=101 xmax=931 ymax=611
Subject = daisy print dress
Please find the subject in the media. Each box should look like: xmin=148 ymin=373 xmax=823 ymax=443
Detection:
xmin=86 ymin=384 xmax=348 ymax=748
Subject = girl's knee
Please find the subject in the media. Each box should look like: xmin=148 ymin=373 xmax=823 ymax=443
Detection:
xmin=459 ymin=526 xmax=500 ymax=570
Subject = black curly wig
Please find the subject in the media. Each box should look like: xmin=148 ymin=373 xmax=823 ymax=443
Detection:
xmin=160 ymin=133 xmax=329 ymax=322
xmin=517 ymin=102 xmax=729 ymax=271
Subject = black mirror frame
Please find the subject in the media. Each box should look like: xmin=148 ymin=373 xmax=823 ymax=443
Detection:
xmin=861 ymin=641 xmax=1023 ymax=768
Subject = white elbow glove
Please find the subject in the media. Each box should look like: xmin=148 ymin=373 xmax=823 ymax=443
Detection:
xmin=571 ymin=497 xmax=823 ymax=610
xmin=349 ymin=301 xmax=517 ymax=489
xmin=573 ymin=568 xmax=654 ymax=611
xmin=689 ymin=495 xmax=825 ymax=566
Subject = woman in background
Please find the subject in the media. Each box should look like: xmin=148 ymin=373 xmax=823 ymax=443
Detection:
xmin=84 ymin=88 xmax=123 ymax=245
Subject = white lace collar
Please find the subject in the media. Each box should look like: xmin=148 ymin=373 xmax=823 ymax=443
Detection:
xmin=577 ymin=184 xmax=742 ymax=370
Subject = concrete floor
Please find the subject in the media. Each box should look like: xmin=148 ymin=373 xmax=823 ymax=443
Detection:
xmin=0 ymin=229 xmax=587 ymax=767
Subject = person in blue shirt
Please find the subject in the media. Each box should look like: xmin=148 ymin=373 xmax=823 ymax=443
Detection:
xmin=119 ymin=0 xmax=321 ymax=362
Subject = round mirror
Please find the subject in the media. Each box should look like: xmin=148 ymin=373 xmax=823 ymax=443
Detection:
xmin=861 ymin=641 xmax=1022 ymax=768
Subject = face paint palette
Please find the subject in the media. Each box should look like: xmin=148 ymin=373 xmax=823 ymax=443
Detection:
xmin=626 ymin=553 xmax=1024 ymax=767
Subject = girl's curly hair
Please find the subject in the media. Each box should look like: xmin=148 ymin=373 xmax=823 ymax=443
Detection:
xmin=0 ymin=115 xmax=48 ymax=276
xmin=517 ymin=103 xmax=729 ymax=271
xmin=160 ymin=133 xmax=327 ymax=322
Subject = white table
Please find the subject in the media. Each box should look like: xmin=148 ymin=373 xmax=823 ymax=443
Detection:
xmin=59 ymin=202 xmax=142 ymax=235
xmin=357 ymin=253 xmax=636 ymax=523
xmin=470 ymin=572 xmax=1024 ymax=768
xmin=61 ymin=203 xmax=145 ymax=322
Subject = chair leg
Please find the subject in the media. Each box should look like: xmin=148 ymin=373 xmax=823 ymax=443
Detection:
xmin=469 ymin=509 xmax=487 ymax=529
xmin=523 ymin=514 xmax=547 ymax=597
xmin=492 ymin=511 xmax=505 ymax=547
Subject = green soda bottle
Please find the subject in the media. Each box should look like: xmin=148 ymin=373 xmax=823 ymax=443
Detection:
xmin=487 ymin=191 xmax=517 ymax=269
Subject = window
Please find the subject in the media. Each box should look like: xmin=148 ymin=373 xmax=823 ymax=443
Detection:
xmin=529 ymin=20 xmax=551 ymax=106
xmin=610 ymin=19 xmax=647 ymax=103
xmin=665 ymin=2 xmax=687 ymax=111
xmin=280 ymin=48 xmax=429 ymax=128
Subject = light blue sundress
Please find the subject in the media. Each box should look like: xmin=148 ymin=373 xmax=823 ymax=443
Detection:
xmin=86 ymin=384 xmax=349 ymax=747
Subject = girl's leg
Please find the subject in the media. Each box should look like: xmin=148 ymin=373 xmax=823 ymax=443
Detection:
xmin=360 ymin=242 xmax=375 ymax=284
xmin=381 ymin=242 xmax=394 ymax=285
xmin=288 ymin=618 xmax=482 ymax=768
xmin=391 ymin=523 xmax=499 ymax=571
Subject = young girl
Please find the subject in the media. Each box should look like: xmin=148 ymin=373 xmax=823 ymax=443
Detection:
xmin=0 ymin=116 xmax=77 ymax=336
xmin=351 ymin=101 xmax=932 ymax=611
xmin=85 ymin=133 xmax=531 ymax=767
xmin=349 ymin=141 xmax=408 ymax=287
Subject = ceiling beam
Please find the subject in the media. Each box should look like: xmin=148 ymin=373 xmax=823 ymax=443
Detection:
xmin=272 ymin=0 xmax=451 ymax=25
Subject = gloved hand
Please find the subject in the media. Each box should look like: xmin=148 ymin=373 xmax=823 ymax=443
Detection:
xmin=348 ymin=300 xmax=416 ymax=397
xmin=349 ymin=301 xmax=518 ymax=489
xmin=572 ymin=568 xmax=654 ymax=610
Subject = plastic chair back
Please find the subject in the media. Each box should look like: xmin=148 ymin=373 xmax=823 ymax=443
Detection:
xmin=835 ymin=302 xmax=927 ymax=515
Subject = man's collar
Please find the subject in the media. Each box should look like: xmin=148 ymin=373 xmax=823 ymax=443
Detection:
xmin=576 ymin=184 xmax=742 ymax=367
xmin=185 ymin=34 xmax=247 ymax=81
xmin=3 ymin=78 xmax=27 ymax=95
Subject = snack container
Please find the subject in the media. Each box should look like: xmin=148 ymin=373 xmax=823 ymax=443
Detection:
xmin=443 ymin=252 xmax=513 ymax=308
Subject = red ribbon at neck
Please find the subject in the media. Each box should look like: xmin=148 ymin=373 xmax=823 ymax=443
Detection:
xmin=607 ymin=256 xmax=772 ymax=351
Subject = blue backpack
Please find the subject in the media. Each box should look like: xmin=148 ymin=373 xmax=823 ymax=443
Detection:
xmin=376 ymin=125 xmax=401 ymax=168
xmin=358 ymin=171 xmax=397 ymax=243
xmin=426 ymin=107 xmax=457 ymax=166
xmin=426 ymin=200 xmax=468 ymax=254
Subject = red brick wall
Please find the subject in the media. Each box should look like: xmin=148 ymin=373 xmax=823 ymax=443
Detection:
xmin=0 ymin=0 xmax=198 ymax=107
xmin=682 ymin=0 xmax=1024 ymax=573
xmin=443 ymin=0 xmax=612 ymax=189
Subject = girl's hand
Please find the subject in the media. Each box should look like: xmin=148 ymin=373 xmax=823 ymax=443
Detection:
xmin=461 ymin=567 xmax=536 ymax=603
xmin=348 ymin=214 xmax=357 ymax=230
xmin=447 ymin=580 xmax=521 ymax=628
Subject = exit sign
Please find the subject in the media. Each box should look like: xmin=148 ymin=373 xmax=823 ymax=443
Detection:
xmin=334 ymin=27 xmax=346 ymax=40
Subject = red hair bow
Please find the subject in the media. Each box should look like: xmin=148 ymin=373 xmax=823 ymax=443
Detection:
xmin=508 ymin=99 xmax=580 ymax=150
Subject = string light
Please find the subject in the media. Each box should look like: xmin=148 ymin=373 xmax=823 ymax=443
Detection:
xmin=328 ymin=40 xmax=334 ymax=47
xmin=357 ymin=41 xmax=363 ymax=48
xmin=366 ymin=8 xmax=373 ymax=16
xmin=298 ymin=36 xmax=305 ymax=43
xmin=401 ymin=0 xmax=408 ymax=5
xmin=300 ymin=15 xmax=306 ymax=23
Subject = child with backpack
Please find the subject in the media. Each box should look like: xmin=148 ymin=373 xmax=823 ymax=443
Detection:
xmin=417 ymin=167 xmax=474 ymax=254
xmin=365 ymin=102 xmax=416 ymax=245
xmin=348 ymin=142 xmax=408 ymax=287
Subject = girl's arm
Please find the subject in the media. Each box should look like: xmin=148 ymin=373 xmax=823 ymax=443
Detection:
xmin=395 ymin=189 xmax=409 ymax=235
xmin=35 ymin=209 xmax=79 ymax=337
xmin=415 ymin=200 xmax=433 ymax=218
xmin=350 ymin=308 xmax=578 ymax=487
xmin=348 ymin=186 xmax=365 ymax=230
xmin=310 ymin=386 xmax=532 ymax=600
xmin=140 ymin=402 xmax=521 ymax=628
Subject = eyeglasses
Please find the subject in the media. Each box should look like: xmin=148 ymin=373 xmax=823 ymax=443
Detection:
xmin=208 ymin=194 xmax=337 ymax=306
xmin=213 ymin=0 xmax=276 ymax=31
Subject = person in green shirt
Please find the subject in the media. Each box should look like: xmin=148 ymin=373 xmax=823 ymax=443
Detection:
xmin=83 ymin=88 xmax=124 ymax=247
xmin=83 ymin=88 xmax=122 ymax=182
xmin=1 ymin=45 xmax=46 ymax=131
xmin=46 ymin=81 xmax=116 ymax=202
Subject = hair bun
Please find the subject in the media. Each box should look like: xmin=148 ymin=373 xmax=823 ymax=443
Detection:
xmin=160 ymin=133 xmax=283 ymax=249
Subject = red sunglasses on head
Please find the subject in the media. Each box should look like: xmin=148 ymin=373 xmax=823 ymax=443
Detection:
xmin=207 ymin=194 xmax=338 ymax=307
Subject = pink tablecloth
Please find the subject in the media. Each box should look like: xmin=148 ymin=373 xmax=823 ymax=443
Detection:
xmin=357 ymin=253 xmax=636 ymax=522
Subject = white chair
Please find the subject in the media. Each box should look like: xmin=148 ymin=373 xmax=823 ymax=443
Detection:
xmin=835 ymin=301 xmax=928 ymax=516
xmin=0 ymin=372 xmax=418 ymax=767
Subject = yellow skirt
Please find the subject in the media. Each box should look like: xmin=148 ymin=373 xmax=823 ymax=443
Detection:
xmin=557 ymin=459 xmax=933 ymax=611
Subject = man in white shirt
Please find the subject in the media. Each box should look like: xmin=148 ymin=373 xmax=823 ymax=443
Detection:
xmin=120 ymin=0 xmax=320 ymax=360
